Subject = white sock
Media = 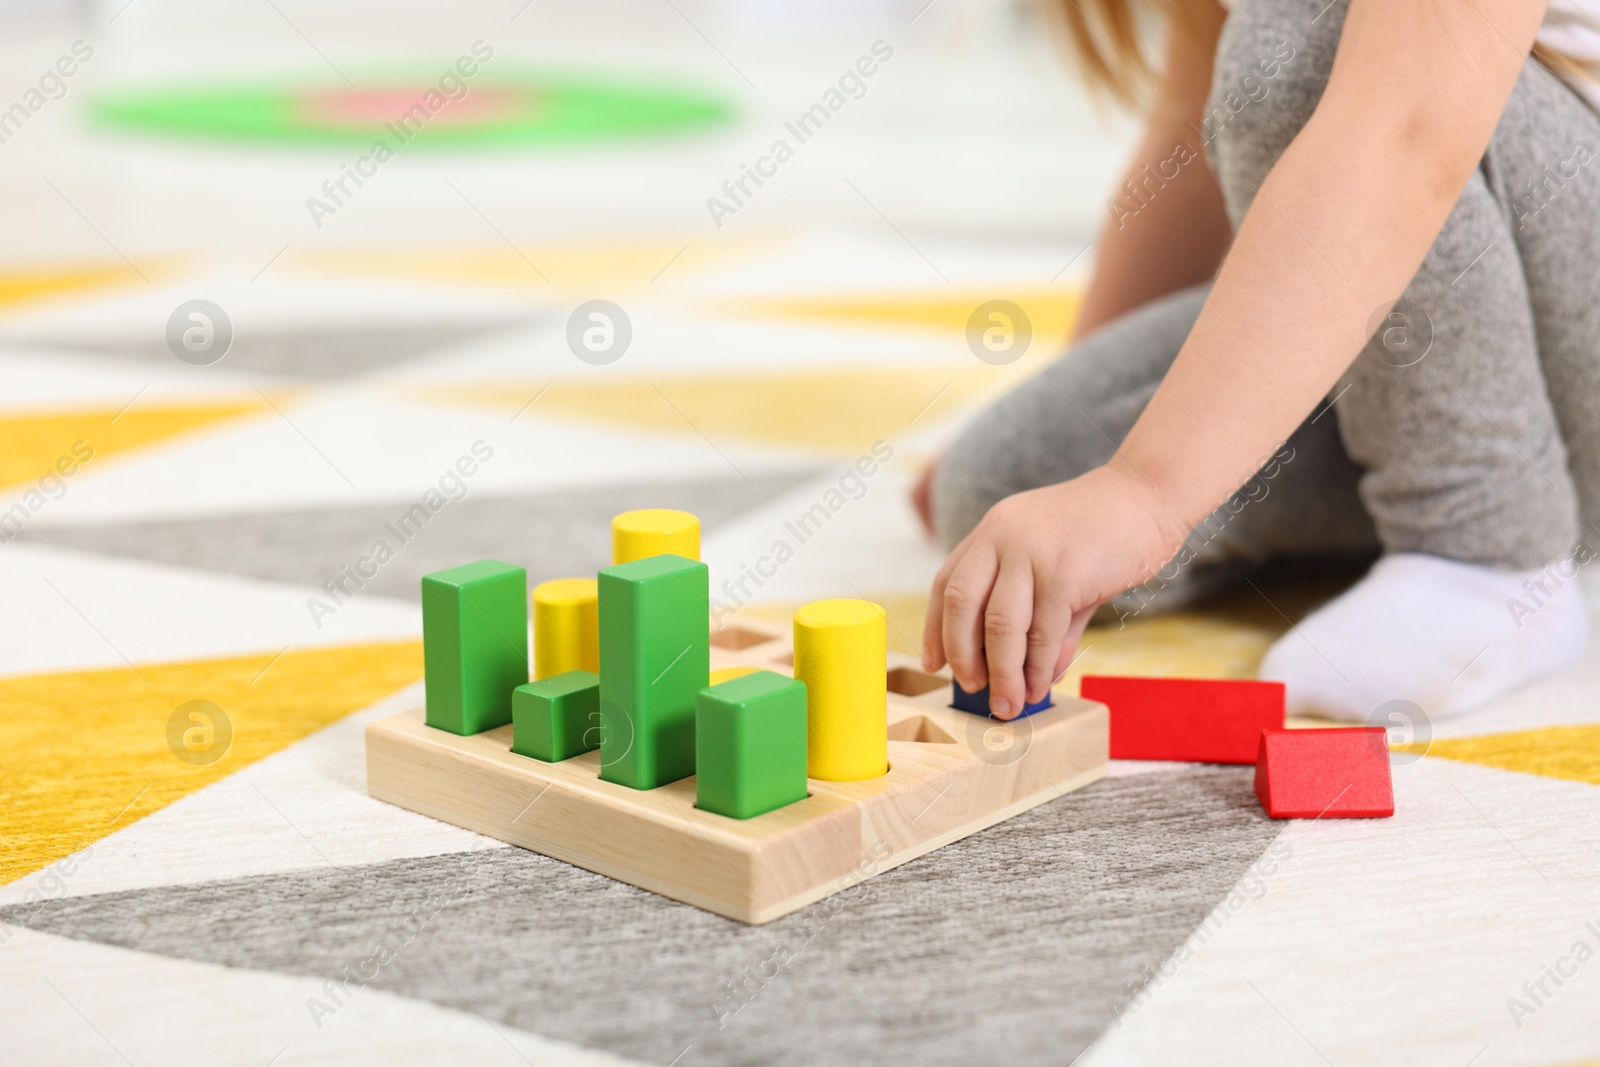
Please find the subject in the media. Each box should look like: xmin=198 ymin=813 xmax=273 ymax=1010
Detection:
xmin=1257 ymin=553 xmax=1591 ymax=722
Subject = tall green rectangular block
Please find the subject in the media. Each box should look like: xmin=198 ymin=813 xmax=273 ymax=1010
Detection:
xmin=598 ymin=553 xmax=709 ymax=789
xmin=513 ymin=670 xmax=599 ymax=762
xmin=696 ymin=671 xmax=808 ymax=819
xmin=422 ymin=559 xmax=528 ymax=736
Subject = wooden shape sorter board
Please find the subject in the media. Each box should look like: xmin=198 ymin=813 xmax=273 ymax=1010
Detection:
xmin=366 ymin=617 xmax=1109 ymax=924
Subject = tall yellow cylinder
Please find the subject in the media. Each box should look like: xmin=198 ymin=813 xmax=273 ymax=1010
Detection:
xmin=793 ymin=599 xmax=888 ymax=781
xmin=611 ymin=509 xmax=700 ymax=564
xmin=532 ymin=578 xmax=598 ymax=678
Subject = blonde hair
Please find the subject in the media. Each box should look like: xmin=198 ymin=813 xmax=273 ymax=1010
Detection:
xmin=1046 ymin=0 xmax=1190 ymax=109
xmin=1048 ymin=0 xmax=1596 ymax=111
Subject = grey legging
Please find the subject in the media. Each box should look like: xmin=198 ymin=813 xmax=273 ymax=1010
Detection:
xmin=933 ymin=0 xmax=1600 ymax=614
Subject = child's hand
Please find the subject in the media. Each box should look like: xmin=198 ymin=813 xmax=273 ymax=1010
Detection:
xmin=921 ymin=464 xmax=1181 ymax=719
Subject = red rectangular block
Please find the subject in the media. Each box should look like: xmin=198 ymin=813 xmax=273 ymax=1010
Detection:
xmin=1080 ymin=675 xmax=1285 ymax=764
xmin=1253 ymin=728 xmax=1394 ymax=819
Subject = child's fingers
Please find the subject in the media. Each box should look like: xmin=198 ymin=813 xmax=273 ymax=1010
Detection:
xmin=981 ymin=559 xmax=1035 ymax=719
xmin=921 ymin=605 xmax=943 ymax=673
xmin=1050 ymin=604 xmax=1097 ymax=681
xmin=922 ymin=529 xmax=975 ymax=671
xmin=1022 ymin=571 xmax=1077 ymax=705
xmin=923 ymin=569 xmax=949 ymax=672
xmin=941 ymin=544 xmax=998 ymax=695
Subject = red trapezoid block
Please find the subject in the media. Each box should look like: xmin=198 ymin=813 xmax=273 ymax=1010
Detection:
xmin=1253 ymin=727 xmax=1394 ymax=819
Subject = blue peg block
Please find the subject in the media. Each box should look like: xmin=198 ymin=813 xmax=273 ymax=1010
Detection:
xmin=950 ymin=681 xmax=1054 ymax=718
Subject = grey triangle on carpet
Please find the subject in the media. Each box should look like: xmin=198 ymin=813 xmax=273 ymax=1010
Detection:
xmin=0 ymin=318 xmax=528 ymax=378
xmin=3 ymin=767 xmax=1285 ymax=1067
xmin=14 ymin=473 xmax=820 ymax=600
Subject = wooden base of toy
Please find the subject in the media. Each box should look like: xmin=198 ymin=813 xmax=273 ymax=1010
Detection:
xmin=366 ymin=618 xmax=1109 ymax=924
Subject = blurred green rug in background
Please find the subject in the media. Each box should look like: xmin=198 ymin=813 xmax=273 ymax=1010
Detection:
xmin=91 ymin=72 xmax=733 ymax=148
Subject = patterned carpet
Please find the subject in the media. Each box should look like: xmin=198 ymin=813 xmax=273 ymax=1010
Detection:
xmin=4 ymin=230 xmax=1599 ymax=1067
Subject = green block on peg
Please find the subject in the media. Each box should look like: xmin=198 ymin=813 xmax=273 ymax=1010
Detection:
xmin=422 ymin=559 xmax=528 ymax=736
xmin=597 ymin=553 xmax=709 ymax=789
xmin=512 ymin=670 xmax=600 ymax=762
xmin=696 ymin=670 xmax=808 ymax=819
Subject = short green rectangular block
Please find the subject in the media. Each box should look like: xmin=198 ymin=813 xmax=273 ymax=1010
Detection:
xmin=695 ymin=670 xmax=808 ymax=820
xmin=422 ymin=559 xmax=528 ymax=736
xmin=512 ymin=670 xmax=599 ymax=762
xmin=598 ymin=553 xmax=709 ymax=789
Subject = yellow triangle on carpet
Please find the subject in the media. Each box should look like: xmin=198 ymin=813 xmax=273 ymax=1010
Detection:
xmin=0 ymin=401 xmax=266 ymax=493
xmin=0 ymin=264 xmax=143 ymax=311
xmin=429 ymin=369 xmax=1013 ymax=453
xmin=722 ymin=288 xmax=1083 ymax=346
xmin=295 ymin=237 xmax=757 ymax=291
xmin=1405 ymin=726 xmax=1600 ymax=785
xmin=0 ymin=640 xmax=423 ymax=886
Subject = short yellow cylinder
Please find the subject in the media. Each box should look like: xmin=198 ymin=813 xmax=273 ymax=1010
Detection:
xmin=612 ymin=509 xmax=700 ymax=565
xmin=532 ymin=578 xmax=598 ymax=679
xmin=793 ymin=599 xmax=888 ymax=782
xmin=709 ymin=666 xmax=762 ymax=685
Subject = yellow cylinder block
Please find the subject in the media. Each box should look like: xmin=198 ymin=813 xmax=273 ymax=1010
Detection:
xmin=611 ymin=509 xmax=700 ymax=564
xmin=709 ymin=666 xmax=762 ymax=686
xmin=793 ymin=599 xmax=888 ymax=781
xmin=532 ymin=578 xmax=598 ymax=679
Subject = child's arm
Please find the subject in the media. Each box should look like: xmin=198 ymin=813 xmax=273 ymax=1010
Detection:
xmin=923 ymin=0 xmax=1547 ymax=718
xmin=910 ymin=10 xmax=1229 ymax=534
xmin=1071 ymin=0 xmax=1231 ymax=342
